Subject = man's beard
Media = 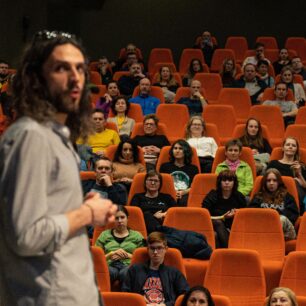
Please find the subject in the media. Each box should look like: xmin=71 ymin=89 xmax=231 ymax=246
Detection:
xmin=51 ymin=91 xmax=80 ymax=114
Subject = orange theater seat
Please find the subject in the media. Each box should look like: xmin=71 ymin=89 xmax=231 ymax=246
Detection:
xmin=216 ymin=88 xmax=252 ymax=123
xmin=156 ymin=104 xmax=190 ymax=143
xmin=204 ymin=249 xmax=266 ymax=306
xmin=164 ymin=207 xmax=215 ymax=287
xmin=91 ymin=246 xmax=111 ymax=293
xmin=203 ymin=105 xmax=237 ymax=145
xmin=249 ymin=105 xmax=285 ymax=148
xmin=187 ymin=173 xmax=217 ymax=208
xmin=225 ymin=36 xmax=248 ymax=64
xmin=102 ymin=292 xmax=146 ymax=306
xmin=229 ymin=208 xmax=285 ymax=294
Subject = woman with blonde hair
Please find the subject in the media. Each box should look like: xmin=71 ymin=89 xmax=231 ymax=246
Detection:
xmin=266 ymin=287 xmax=298 ymax=306
xmin=185 ymin=115 xmax=218 ymax=173
xmin=153 ymin=65 xmax=179 ymax=103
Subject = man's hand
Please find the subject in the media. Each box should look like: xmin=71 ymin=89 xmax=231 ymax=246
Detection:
xmin=97 ymin=174 xmax=112 ymax=187
xmin=84 ymin=193 xmax=117 ymax=226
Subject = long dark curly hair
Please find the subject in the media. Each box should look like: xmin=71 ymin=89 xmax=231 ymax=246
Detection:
xmin=12 ymin=30 xmax=93 ymax=142
xmin=169 ymin=139 xmax=193 ymax=165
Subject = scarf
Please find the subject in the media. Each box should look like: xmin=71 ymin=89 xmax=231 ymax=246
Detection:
xmin=226 ymin=159 xmax=241 ymax=172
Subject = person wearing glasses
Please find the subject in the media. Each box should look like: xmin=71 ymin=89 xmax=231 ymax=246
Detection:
xmin=202 ymin=170 xmax=246 ymax=248
xmin=122 ymin=231 xmax=189 ymax=306
xmin=131 ymin=170 xmax=176 ymax=233
xmin=0 ymin=30 xmax=117 ymax=305
xmin=133 ymin=114 xmax=170 ymax=170
xmin=89 ymin=157 xmax=128 ymax=206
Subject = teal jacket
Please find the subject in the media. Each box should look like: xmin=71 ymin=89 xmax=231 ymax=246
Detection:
xmin=95 ymin=229 xmax=144 ymax=266
xmin=215 ymin=160 xmax=254 ymax=196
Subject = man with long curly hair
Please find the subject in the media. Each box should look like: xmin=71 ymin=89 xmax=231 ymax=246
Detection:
xmin=0 ymin=30 xmax=117 ymax=305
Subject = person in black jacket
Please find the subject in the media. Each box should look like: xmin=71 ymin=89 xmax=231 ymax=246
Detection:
xmin=202 ymin=170 xmax=246 ymax=248
xmin=249 ymin=168 xmax=299 ymax=240
xmin=88 ymin=157 xmax=128 ymax=205
xmin=121 ymin=232 xmax=189 ymax=306
xmin=131 ymin=170 xmax=176 ymax=233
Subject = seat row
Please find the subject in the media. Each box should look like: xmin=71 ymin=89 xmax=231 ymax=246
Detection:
xmin=100 ymin=290 xmax=306 ymax=306
xmin=92 ymin=208 xmax=306 ymax=305
xmin=105 ymin=108 xmax=306 ymax=152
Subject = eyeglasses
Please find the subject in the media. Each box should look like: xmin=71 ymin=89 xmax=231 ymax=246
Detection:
xmin=191 ymin=123 xmax=203 ymax=127
xmin=146 ymin=179 xmax=160 ymax=184
xmin=148 ymin=246 xmax=165 ymax=253
xmin=33 ymin=30 xmax=75 ymax=43
xmin=144 ymin=122 xmax=156 ymax=126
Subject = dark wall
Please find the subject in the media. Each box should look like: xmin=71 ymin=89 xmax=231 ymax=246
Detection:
xmin=0 ymin=0 xmax=305 ymax=67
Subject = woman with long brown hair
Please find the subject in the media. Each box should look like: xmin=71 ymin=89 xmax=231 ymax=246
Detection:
xmin=249 ymin=168 xmax=299 ymax=240
xmin=267 ymin=137 xmax=306 ymax=214
xmin=239 ymin=117 xmax=271 ymax=174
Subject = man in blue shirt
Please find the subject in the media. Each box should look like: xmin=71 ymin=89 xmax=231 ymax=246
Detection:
xmin=129 ymin=78 xmax=160 ymax=115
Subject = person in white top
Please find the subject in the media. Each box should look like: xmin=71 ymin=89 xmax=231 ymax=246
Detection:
xmin=242 ymin=42 xmax=270 ymax=68
xmin=185 ymin=115 xmax=218 ymax=173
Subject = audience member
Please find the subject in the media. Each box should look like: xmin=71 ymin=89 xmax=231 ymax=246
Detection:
xmin=202 ymin=170 xmax=246 ymax=248
xmin=257 ymin=59 xmax=274 ymax=87
xmin=215 ymin=139 xmax=254 ymax=196
xmin=88 ymin=157 xmax=127 ymax=205
xmin=95 ymin=81 xmax=120 ymax=118
xmin=131 ymin=170 xmax=177 ymax=233
xmin=112 ymin=139 xmax=145 ymax=190
xmin=0 ymin=60 xmax=9 ymax=92
xmin=177 ymin=80 xmax=207 ymax=116
xmin=95 ymin=205 xmax=145 ymax=284
xmin=118 ymin=62 xmax=145 ymax=97
xmin=133 ymin=114 xmax=170 ymax=169
xmin=113 ymin=43 xmax=144 ymax=72
xmin=185 ymin=116 xmax=218 ymax=173
xmin=280 ymin=66 xmax=305 ymax=107
xmin=122 ymin=231 xmax=189 ymax=306
xmin=273 ymin=48 xmax=291 ymax=75
xmin=159 ymin=139 xmax=199 ymax=206
xmin=291 ymin=56 xmax=306 ymax=82
xmin=194 ymin=31 xmax=217 ymax=67
xmin=78 ymin=109 xmax=120 ymax=156
xmin=239 ymin=118 xmax=272 ymax=175
xmin=219 ymin=58 xmax=237 ymax=87
xmin=235 ymin=63 xmax=267 ymax=104
xmin=267 ymin=137 xmax=306 ymax=214
xmin=242 ymin=42 xmax=270 ymax=67
xmin=180 ymin=286 xmax=215 ymax=306
xmin=153 ymin=66 xmax=179 ymax=103
xmin=121 ymin=52 xmax=144 ymax=72
xmin=107 ymin=96 xmax=135 ymax=137
xmin=263 ymin=82 xmax=298 ymax=127
xmin=265 ymin=287 xmax=298 ymax=306
xmin=249 ymin=168 xmax=299 ymax=240
xmin=97 ymin=56 xmax=113 ymax=85
xmin=0 ymin=73 xmax=14 ymax=119
xmin=129 ymin=78 xmax=160 ymax=115
xmin=182 ymin=58 xmax=204 ymax=87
